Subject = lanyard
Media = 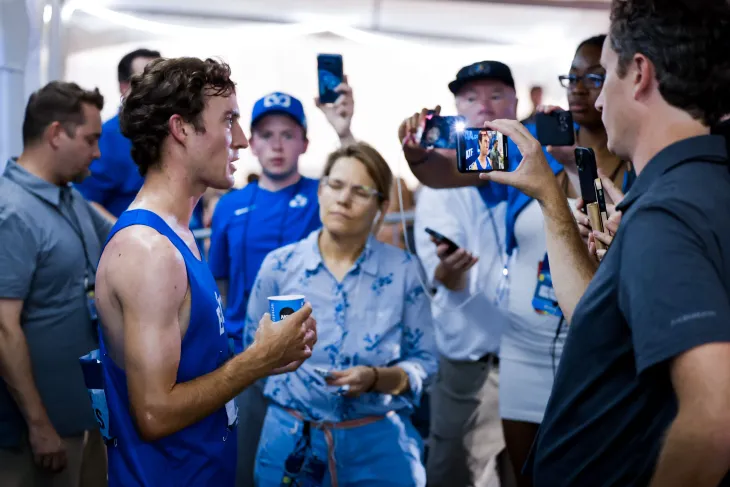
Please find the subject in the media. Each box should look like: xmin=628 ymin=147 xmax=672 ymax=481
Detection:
xmin=22 ymin=185 xmax=96 ymax=283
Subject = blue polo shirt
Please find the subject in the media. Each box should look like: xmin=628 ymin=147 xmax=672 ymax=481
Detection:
xmin=75 ymin=114 xmax=143 ymax=218
xmin=208 ymin=177 xmax=321 ymax=352
xmin=527 ymin=135 xmax=730 ymax=486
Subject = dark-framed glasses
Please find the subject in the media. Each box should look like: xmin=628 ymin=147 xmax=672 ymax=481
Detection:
xmin=558 ymin=73 xmax=605 ymax=90
xmin=321 ymin=176 xmax=382 ymax=203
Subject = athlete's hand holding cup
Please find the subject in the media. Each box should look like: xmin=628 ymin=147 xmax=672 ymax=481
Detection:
xmin=253 ymin=295 xmax=317 ymax=375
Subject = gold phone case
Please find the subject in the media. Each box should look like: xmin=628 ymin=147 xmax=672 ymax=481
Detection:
xmin=586 ymin=202 xmax=606 ymax=250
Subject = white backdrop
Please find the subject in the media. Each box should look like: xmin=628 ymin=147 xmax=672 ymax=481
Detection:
xmin=64 ymin=21 xmax=596 ymax=188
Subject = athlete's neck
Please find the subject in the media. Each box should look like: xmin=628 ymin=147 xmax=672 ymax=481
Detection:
xmin=258 ymin=172 xmax=302 ymax=192
xmin=131 ymin=168 xmax=203 ymax=226
xmin=318 ymin=229 xmax=368 ymax=268
xmin=15 ymin=149 xmax=65 ymax=186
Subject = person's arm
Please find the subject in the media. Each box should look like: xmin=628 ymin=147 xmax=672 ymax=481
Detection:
xmin=649 ymin=344 xmax=730 ymax=487
xmin=0 ymin=214 xmax=66 ymax=470
xmin=110 ymin=234 xmax=315 ymax=441
xmin=616 ymin=207 xmax=730 ymax=487
xmin=377 ymin=269 xmax=437 ymax=398
xmin=479 ymin=119 xmax=597 ymax=323
xmin=413 ymin=188 xmax=475 ymax=291
xmin=398 ymin=107 xmax=484 ymax=188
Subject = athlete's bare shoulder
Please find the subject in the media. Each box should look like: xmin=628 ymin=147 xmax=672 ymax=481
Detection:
xmin=99 ymin=225 xmax=188 ymax=312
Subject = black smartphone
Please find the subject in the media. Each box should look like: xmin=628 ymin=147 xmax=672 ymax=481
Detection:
xmin=317 ymin=54 xmax=344 ymax=104
xmin=536 ymin=111 xmax=575 ymax=146
xmin=575 ymin=147 xmax=599 ymax=210
xmin=420 ymin=113 xmax=466 ymax=150
xmin=456 ymin=128 xmax=509 ymax=173
xmin=424 ymin=227 xmax=460 ymax=255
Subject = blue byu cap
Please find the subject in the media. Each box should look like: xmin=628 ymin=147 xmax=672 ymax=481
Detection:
xmin=251 ymin=92 xmax=307 ymax=132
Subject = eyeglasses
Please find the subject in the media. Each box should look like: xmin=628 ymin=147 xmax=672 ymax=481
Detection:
xmin=559 ymin=74 xmax=605 ymax=90
xmin=321 ymin=176 xmax=382 ymax=203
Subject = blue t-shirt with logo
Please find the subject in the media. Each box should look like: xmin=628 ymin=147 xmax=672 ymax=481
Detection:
xmin=208 ymin=177 xmax=321 ymax=352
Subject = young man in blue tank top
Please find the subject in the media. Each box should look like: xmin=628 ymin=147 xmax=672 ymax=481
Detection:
xmin=93 ymin=57 xmax=318 ymax=487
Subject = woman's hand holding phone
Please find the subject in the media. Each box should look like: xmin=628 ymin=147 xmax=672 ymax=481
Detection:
xmin=432 ymin=237 xmax=478 ymax=292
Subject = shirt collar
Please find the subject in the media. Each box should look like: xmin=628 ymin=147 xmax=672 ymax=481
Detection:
xmin=302 ymin=229 xmax=379 ymax=277
xmin=3 ymin=158 xmax=65 ymax=207
xmin=617 ymin=135 xmax=728 ymax=212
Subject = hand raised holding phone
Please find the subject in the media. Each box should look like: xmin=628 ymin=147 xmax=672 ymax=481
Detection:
xmin=315 ymin=74 xmax=354 ymax=140
xmin=398 ymin=106 xmax=441 ymax=163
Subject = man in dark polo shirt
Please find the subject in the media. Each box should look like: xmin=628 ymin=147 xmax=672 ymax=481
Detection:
xmin=0 ymin=81 xmax=111 ymax=486
xmin=477 ymin=0 xmax=730 ymax=485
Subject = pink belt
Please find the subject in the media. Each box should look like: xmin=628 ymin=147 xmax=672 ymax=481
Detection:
xmin=285 ymin=408 xmax=395 ymax=487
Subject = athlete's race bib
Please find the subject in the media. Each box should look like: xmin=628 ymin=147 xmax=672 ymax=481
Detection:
xmin=79 ymin=349 xmax=115 ymax=442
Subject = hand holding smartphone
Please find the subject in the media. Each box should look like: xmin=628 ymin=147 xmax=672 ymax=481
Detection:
xmin=456 ymin=128 xmax=510 ymax=173
xmin=424 ymin=227 xmax=460 ymax=255
xmin=420 ymin=113 xmax=465 ymax=150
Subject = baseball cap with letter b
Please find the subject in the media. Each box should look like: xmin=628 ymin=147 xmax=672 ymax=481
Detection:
xmin=251 ymin=92 xmax=307 ymax=132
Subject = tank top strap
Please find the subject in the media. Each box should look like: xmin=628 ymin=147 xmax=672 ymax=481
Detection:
xmin=103 ymin=209 xmax=198 ymax=262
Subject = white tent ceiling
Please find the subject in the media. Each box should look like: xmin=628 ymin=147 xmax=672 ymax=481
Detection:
xmin=61 ymin=0 xmax=611 ymax=54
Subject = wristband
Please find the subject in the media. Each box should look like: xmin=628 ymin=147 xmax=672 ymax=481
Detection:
xmin=365 ymin=366 xmax=379 ymax=393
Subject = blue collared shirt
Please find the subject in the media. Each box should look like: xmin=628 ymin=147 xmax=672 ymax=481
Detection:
xmin=244 ymin=230 xmax=437 ymax=422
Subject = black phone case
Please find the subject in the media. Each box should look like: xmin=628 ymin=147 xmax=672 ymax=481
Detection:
xmin=317 ymin=54 xmax=343 ymax=104
xmin=536 ymin=111 xmax=575 ymax=147
xmin=424 ymin=228 xmax=459 ymax=254
xmin=575 ymin=147 xmax=599 ymax=205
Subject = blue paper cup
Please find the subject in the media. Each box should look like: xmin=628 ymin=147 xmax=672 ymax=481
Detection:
xmin=268 ymin=295 xmax=305 ymax=322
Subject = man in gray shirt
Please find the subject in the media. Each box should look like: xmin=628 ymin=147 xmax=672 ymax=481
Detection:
xmin=0 ymin=81 xmax=111 ymax=487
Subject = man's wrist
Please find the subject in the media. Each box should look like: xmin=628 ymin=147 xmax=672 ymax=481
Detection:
xmin=338 ymin=129 xmax=355 ymax=145
xmin=434 ymin=264 xmax=468 ymax=291
xmin=234 ymin=343 xmax=274 ymax=381
xmin=538 ymin=180 xmax=571 ymax=219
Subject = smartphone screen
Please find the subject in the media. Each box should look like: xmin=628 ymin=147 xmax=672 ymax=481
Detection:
xmin=457 ymin=128 xmax=509 ymax=173
xmin=575 ymin=147 xmax=599 ymax=205
xmin=420 ymin=114 xmax=466 ymax=150
xmin=317 ymin=54 xmax=344 ymax=104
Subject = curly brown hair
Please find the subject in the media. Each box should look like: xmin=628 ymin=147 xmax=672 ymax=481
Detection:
xmin=120 ymin=57 xmax=236 ymax=176
xmin=609 ymin=0 xmax=730 ymax=126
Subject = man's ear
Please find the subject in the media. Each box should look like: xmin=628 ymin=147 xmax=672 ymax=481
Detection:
xmin=46 ymin=121 xmax=67 ymax=150
xmin=169 ymin=114 xmax=189 ymax=144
